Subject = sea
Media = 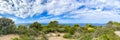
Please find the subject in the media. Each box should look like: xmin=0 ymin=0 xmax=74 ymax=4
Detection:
xmin=16 ymin=23 xmax=106 ymax=27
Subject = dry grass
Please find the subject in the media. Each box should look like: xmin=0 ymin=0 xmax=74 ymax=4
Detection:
xmin=0 ymin=33 xmax=75 ymax=40
xmin=47 ymin=33 xmax=69 ymax=40
xmin=0 ymin=34 xmax=19 ymax=40
xmin=115 ymin=31 xmax=120 ymax=37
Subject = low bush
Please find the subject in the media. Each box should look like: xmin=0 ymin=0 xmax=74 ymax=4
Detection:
xmin=63 ymin=33 xmax=73 ymax=39
xmin=12 ymin=35 xmax=36 ymax=40
xmin=79 ymin=33 xmax=93 ymax=40
xmin=12 ymin=37 xmax=19 ymax=40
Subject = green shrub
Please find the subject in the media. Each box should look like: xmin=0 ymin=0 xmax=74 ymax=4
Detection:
xmin=98 ymin=34 xmax=109 ymax=40
xmin=25 ymin=29 xmax=39 ymax=36
xmin=12 ymin=37 xmax=19 ymax=40
xmin=16 ymin=25 xmax=39 ymax=36
xmin=64 ymin=26 xmax=75 ymax=35
xmin=79 ymin=33 xmax=93 ymax=40
xmin=16 ymin=25 xmax=28 ymax=34
xmin=42 ymin=27 xmax=51 ymax=33
xmin=40 ymin=37 xmax=48 ymax=40
xmin=63 ymin=33 xmax=72 ymax=38
xmin=17 ymin=35 xmax=36 ymax=40
xmin=57 ymin=28 xmax=65 ymax=33
xmin=29 ymin=22 xmax=42 ymax=31
xmin=0 ymin=17 xmax=16 ymax=35
xmin=98 ymin=33 xmax=120 ymax=40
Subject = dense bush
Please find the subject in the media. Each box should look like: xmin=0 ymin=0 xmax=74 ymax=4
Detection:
xmin=40 ymin=32 xmax=48 ymax=40
xmin=12 ymin=35 xmax=36 ymax=40
xmin=48 ymin=21 xmax=59 ymax=32
xmin=63 ymin=33 xmax=73 ymax=39
xmin=30 ymin=22 xmax=42 ymax=31
xmin=0 ymin=17 xmax=120 ymax=40
xmin=12 ymin=37 xmax=19 ymax=40
xmin=79 ymin=33 xmax=93 ymax=40
xmin=25 ymin=29 xmax=39 ymax=36
xmin=0 ymin=17 xmax=16 ymax=35
xmin=16 ymin=25 xmax=28 ymax=34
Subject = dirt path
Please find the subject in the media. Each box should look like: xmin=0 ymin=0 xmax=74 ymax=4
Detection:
xmin=48 ymin=37 xmax=69 ymax=40
xmin=115 ymin=31 xmax=120 ymax=37
xmin=0 ymin=33 xmax=73 ymax=40
xmin=46 ymin=33 xmax=74 ymax=40
xmin=0 ymin=34 xmax=19 ymax=40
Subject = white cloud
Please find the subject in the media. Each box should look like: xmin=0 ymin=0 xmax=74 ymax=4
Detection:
xmin=0 ymin=0 xmax=82 ymax=18
xmin=0 ymin=0 xmax=120 ymax=23
xmin=8 ymin=17 xmax=17 ymax=21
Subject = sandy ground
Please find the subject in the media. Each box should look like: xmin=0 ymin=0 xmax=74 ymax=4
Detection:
xmin=0 ymin=33 xmax=72 ymax=40
xmin=0 ymin=34 xmax=19 ymax=40
xmin=46 ymin=33 xmax=70 ymax=40
xmin=115 ymin=31 xmax=120 ymax=37
xmin=48 ymin=37 xmax=69 ymax=40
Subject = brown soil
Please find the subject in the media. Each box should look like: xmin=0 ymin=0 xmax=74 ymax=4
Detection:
xmin=115 ymin=31 xmax=120 ymax=37
xmin=0 ymin=34 xmax=19 ymax=40
xmin=0 ymin=33 xmax=74 ymax=40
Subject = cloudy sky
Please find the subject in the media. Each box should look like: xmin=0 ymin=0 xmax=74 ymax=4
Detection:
xmin=0 ymin=0 xmax=120 ymax=24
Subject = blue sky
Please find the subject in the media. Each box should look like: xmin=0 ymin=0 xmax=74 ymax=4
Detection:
xmin=0 ymin=0 xmax=120 ymax=24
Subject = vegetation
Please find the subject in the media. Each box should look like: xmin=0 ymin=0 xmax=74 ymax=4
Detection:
xmin=0 ymin=17 xmax=16 ymax=35
xmin=63 ymin=33 xmax=73 ymax=38
xmin=0 ymin=17 xmax=120 ymax=40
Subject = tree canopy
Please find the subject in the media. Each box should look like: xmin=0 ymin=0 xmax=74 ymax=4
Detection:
xmin=0 ymin=17 xmax=16 ymax=34
xmin=29 ymin=21 xmax=42 ymax=30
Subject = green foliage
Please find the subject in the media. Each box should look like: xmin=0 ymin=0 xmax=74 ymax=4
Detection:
xmin=46 ymin=21 xmax=59 ymax=32
xmin=63 ymin=33 xmax=73 ymax=39
xmin=64 ymin=26 xmax=75 ymax=34
xmin=93 ymin=27 xmax=120 ymax=40
xmin=85 ymin=23 xmax=93 ymax=27
xmin=0 ymin=17 xmax=16 ymax=35
xmin=30 ymin=22 xmax=42 ymax=30
xmin=16 ymin=25 xmax=28 ymax=34
xmin=79 ymin=33 xmax=93 ymax=40
xmin=57 ymin=28 xmax=65 ymax=33
xmin=98 ymin=34 xmax=109 ymax=40
xmin=0 ymin=17 xmax=14 ymax=29
xmin=86 ymin=27 xmax=95 ymax=33
xmin=78 ymin=24 xmax=120 ymax=40
xmin=17 ymin=25 xmax=39 ymax=36
xmin=82 ymin=24 xmax=97 ymax=33
xmin=12 ymin=35 xmax=36 ymax=40
xmin=12 ymin=37 xmax=19 ymax=40
xmin=72 ymin=24 xmax=80 ymax=31
xmin=106 ymin=21 xmax=113 ymax=27
xmin=41 ymin=26 xmax=50 ymax=33
xmin=40 ymin=37 xmax=47 ymax=40
xmin=48 ymin=21 xmax=59 ymax=28
xmin=25 ymin=29 xmax=39 ymax=36
xmin=98 ymin=33 xmax=120 ymax=40
xmin=73 ymin=24 xmax=80 ymax=27
xmin=20 ymin=35 xmax=36 ymax=40
xmin=0 ymin=18 xmax=120 ymax=40
xmin=2 ymin=25 xmax=16 ymax=34
xmin=40 ymin=32 xmax=48 ymax=40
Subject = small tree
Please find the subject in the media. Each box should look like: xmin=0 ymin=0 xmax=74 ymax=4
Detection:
xmin=30 ymin=22 xmax=42 ymax=30
xmin=106 ymin=21 xmax=113 ymax=27
xmin=17 ymin=25 xmax=28 ymax=34
xmin=73 ymin=24 xmax=80 ymax=31
xmin=0 ymin=17 xmax=16 ymax=34
xmin=48 ymin=21 xmax=59 ymax=32
xmin=64 ymin=26 xmax=74 ymax=35
xmin=48 ymin=21 xmax=59 ymax=28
